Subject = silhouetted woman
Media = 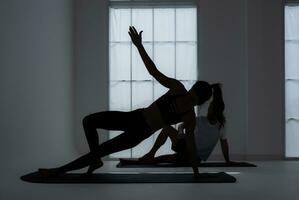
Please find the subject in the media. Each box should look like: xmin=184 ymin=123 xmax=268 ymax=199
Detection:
xmin=39 ymin=26 xmax=224 ymax=177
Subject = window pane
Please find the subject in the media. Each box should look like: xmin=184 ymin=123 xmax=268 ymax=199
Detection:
xmin=285 ymin=6 xmax=299 ymax=41
xmin=176 ymin=8 xmax=197 ymax=41
xmin=110 ymin=43 xmax=131 ymax=81
xmin=285 ymin=81 xmax=299 ymax=119
xmin=285 ymin=6 xmax=299 ymax=157
xmin=154 ymin=8 xmax=175 ymax=41
xmin=132 ymin=81 xmax=153 ymax=110
xmin=110 ymin=81 xmax=130 ymax=111
xmin=285 ymin=41 xmax=299 ymax=79
xmin=286 ymin=120 xmax=299 ymax=157
xmin=154 ymin=43 xmax=175 ymax=78
xmin=110 ymin=8 xmax=131 ymax=42
xmin=132 ymin=43 xmax=153 ymax=80
xmin=176 ymin=43 xmax=197 ymax=80
xmin=132 ymin=8 xmax=153 ymax=42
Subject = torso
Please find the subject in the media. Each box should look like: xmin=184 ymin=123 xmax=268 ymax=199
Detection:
xmin=142 ymin=88 xmax=195 ymax=131
xmin=194 ymin=116 xmax=222 ymax=161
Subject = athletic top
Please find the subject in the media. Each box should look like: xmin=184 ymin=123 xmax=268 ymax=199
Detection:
xmin=194 ymin=116 xmax=226 ymax=161
xmin=155 ymin=92 xmax=190 ymax=126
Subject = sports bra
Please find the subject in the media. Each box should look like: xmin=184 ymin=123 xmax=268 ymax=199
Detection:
xmin=155 ymin=92 xmax=190 ymax=125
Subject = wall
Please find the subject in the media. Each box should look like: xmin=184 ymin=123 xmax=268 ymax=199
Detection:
xmin=0 ymin=0 xmax=74 ymax=184
xmin=73 ymin=0 xmax=110 ymax=154
xmin=247 ymin=0 xmax=284 ymax=159
xmin=198 ymin=0 xmax=248 ymax=159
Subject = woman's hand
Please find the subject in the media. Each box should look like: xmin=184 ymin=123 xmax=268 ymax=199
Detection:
xmin=178 ymin=123 xmax=185 ymax=132
xmin=128 ymin=26 xmax=143 ymax=47
xmin=178 ymin=123 xmax=185 ymax=138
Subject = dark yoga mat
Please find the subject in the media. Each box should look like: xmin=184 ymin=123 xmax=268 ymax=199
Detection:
xmin=117 ymin=159 xmax=256 ymax=168
xmin=21 ymin=172 xmax=236 ymax=183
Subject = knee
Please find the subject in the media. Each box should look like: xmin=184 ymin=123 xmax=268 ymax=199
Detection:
xmin=161 ymin=126 xmax=175 ymax=135
xmin=82 ymin=114 xmax=93 ymax=128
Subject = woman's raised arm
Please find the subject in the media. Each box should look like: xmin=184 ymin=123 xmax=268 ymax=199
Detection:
xmin=128 ymin=26 xmax=183 ymax=90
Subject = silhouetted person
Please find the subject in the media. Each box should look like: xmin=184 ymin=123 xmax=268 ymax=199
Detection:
xmin=122 ymin=95 xmax=231 ymax=165
xmin=39 ymin=26 xmax=224 ymax=178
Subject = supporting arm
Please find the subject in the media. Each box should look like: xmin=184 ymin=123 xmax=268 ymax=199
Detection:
xmin=220 ymin=139 xmax=231 ymax=163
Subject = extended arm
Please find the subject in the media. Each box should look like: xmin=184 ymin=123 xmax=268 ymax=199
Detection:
xmin=220 ymin=139 xmax=230 ymax=163
xmin=128 ymin=26 xmax=183 ymax=90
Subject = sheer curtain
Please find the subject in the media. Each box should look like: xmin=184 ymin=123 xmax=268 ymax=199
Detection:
xmin=285 ymin=5 xmax=299 ymax=157
xmin=109 ymin=5 xmax=197 ymax=158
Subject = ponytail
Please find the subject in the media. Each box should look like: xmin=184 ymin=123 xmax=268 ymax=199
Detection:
xmin=211 ymin=83 xmax=226 ymax=129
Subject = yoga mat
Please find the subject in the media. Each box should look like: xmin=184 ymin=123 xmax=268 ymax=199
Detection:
xmin=20 ymin=172 xmax=236 ymax=183
xmin=117 ymin=159 xmax=256 ymax=168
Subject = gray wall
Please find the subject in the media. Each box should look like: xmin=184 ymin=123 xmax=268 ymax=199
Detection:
xmin=198 ymin=0 xmax=248 ymax=159
xmin=247 ymin=0 xmax=284 ymax=159
xmin=200 ymin=0 xmax=284 ymax=160
xmin=73 ymin=0 xmax=109 ymax=154
xmin=0 ymin=0 xmax=74 ymax=181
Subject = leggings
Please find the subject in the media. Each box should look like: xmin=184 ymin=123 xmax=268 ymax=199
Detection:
xmin=57 ymin=109 xmax=153 ymax=172
xmin=83 ymin=108 xmax=153 ymax=153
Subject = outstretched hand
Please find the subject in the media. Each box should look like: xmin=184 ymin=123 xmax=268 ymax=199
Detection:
xmin=128 ymin=26 xmax=143 ymax=47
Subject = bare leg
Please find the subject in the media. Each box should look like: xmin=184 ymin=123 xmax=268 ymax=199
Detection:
xmin=139 ymin=126 xmax=179 ymax=162
xmin=82 ymin=111 xmax=132 ymax=152
xmin=82 ymin=111 xmax=141 ymax=173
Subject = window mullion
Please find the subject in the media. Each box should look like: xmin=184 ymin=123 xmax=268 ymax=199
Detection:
xmin=174 ymin=7 xmax=177 ymax=80
xmin=152 ymin=7 xmax=155 ymax=145
xmin=130 ymin=7 xmax=133 ymax=158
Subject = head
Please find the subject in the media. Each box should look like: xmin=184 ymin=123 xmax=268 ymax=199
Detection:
xmin=189 ymin=81 xmax=213 ymax=105
xmin=207 ymin=84 xmax=226 ymax=129
xmin=190 ymin=81 xmax=225 ymax=128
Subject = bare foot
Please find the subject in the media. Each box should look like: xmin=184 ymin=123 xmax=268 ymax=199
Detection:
xmin=138 ymin=153 xmax=155 ymax=164
xmin=86 ymin=159 xmax=103 ymax=175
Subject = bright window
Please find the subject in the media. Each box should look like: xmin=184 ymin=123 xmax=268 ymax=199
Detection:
xmin=109 ymin=5 xmax=197 ymax=158
xmin=285 ymin=5 xmax=299 ymax=157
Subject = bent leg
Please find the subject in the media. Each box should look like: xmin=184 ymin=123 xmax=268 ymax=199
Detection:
xmin=82 ymin=111 xmax=133 ymax=151
xmin=139 ymin=126 xmax=179 ymax=162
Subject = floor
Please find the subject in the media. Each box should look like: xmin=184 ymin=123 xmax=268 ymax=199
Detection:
xmin=2 ymin=161 xmax=299 ymax=200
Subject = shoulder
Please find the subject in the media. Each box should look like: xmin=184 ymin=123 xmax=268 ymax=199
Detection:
xmin=169 ymin=81 xmax=187 ymax=94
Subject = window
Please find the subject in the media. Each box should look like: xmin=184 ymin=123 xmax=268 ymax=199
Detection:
xmin=285 ymin=5 xmax=299 ymax=157
xmin=109 ymin=3 xmax=197 ymax=158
